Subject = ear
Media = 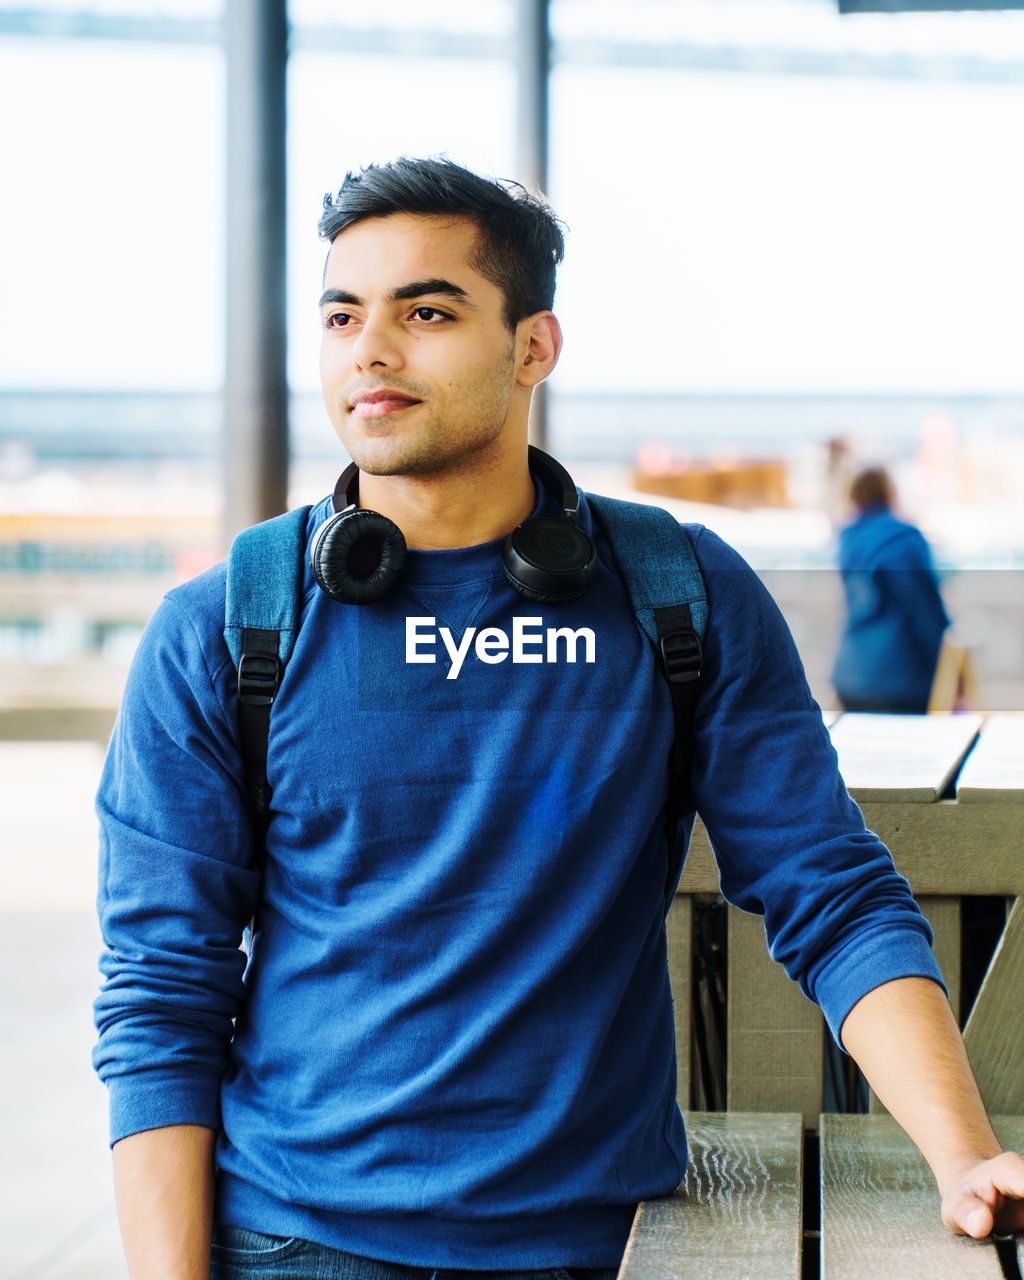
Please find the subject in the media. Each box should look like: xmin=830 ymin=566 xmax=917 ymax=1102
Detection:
xmin=516 ymin=312 xmax=563 ymax=388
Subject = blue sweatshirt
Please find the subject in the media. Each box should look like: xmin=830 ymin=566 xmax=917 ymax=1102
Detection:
xmin=832 ymin=507 xmax=951 ymax=712
xmin=93 ymin=489 xmax=943 ymax=1271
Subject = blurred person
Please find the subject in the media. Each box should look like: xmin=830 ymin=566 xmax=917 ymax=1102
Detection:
xmin=832 ymin=465 xmax=951 ymax=714
xmin=92 ymin=159 xmax=1023 ymax=1280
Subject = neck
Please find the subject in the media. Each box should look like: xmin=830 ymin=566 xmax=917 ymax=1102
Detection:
xmin=354 ymin=434 xmax=535 ymax=550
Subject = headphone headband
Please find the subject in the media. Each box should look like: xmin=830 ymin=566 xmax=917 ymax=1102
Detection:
xmin=332 ymin=462 xmax=360 ymax=514
xmin=526 ymin=446 xmax=581 ymax=522
xmin=315 ymin=446 xmax=595 ymax=605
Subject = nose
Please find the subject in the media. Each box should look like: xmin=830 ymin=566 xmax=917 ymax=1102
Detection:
xmin=351 ymin=308 xmax=404 ymax=373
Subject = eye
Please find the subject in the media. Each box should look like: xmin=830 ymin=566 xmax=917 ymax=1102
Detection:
xmin=324 ymin=311 xmax=352 ymax=329
xmin=412 ymin=306 xmax=450 ymax=323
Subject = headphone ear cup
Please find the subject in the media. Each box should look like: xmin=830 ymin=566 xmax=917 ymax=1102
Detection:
xmin=501 ymin=564 xmax=588 ymax=604
xmin=503 ymin=517 xmax=597 ymax=603
xmin=311 ymin=509 xmax=407 ymax=604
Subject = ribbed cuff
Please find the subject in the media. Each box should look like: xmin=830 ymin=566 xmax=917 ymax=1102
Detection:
xmin=813 ymin=926 xmax=947 ymax=1051
xmin=107 ymin=1074 xmax=222 ymax=1147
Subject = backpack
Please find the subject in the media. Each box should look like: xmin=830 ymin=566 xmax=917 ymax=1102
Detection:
xmin=223 ymin=492 xmax=707 ymax=902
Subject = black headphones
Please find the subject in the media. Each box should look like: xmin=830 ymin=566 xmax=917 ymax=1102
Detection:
xmin=310 ymin=445 xmax=597 ymax=606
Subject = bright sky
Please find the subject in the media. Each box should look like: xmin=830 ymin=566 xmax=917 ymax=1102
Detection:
xmin=2 ymin=16 xmax=1024 ymax=396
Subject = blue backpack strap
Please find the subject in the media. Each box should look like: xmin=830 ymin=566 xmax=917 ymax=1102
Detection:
xmin=224 ymin=506 xmax=312 ymax=669
xmin=585 ymin=493 xmax=707 ymax=646
xmin=586 ymin=493 xmax=706 ymax=899
xmin=224 ymin=506 xmax=312 ymax=874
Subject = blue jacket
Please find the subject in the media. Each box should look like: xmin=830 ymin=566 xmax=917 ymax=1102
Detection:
xmin=832 ymin=508 xmax=950 ymax=712
xmin=93 ymin=491 xmax=943 ymax=1270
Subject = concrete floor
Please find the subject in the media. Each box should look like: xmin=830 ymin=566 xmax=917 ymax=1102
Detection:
xmin=0 ymin=742 xmax=130 ymax=1280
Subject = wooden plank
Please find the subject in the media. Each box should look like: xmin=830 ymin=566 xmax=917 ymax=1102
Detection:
xmin=820 ymin=1113 xmax=1020 ymax=1279
xmin=857 ymin=803 xmax=1022 ymax=896
xmin=665 ymin=895 xmax=693 ymax=1112
xmin=927 ymin=637 xmax=978 ymax=715
xmin=726 ymin=908 xmax=824 ymax=1129
xmin=828 ymin=713 xmax=982 ymax=803
xmin=957 ymin=714 xmax=1024 ymax=803
xmin=678 ymin=819 xmax=720 ymax=895
xmin=921 ymin=896 xmax=963 ymax=1024
xmin=680 ymin=805 xmax=1023 ymax=898
xmin=619 ymin=1111 xmax=802 ymax=1280
xmin=869 ymin=897 xmax=963 ymax=1116
xmin=963 ymin=896 xmax=1024 ymax=1115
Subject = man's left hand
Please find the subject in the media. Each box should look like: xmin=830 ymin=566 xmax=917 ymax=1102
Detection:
xmin=940 ymin=1151 xmax=1024 ymax=1238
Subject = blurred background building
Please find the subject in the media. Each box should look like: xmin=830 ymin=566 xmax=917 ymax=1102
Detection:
xmin=2 ymin=0 xmax=1024 ymax=735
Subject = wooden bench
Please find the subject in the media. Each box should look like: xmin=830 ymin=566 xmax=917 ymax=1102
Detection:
xmin=619 ymin=1112 xmax=1024 ymax=1278
xmin=625 ymin=713 xmax=1023 ymax=1277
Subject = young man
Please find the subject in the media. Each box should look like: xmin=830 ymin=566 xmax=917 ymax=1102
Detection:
xmin=94 ymin=159 xmax=1024 ymax=1280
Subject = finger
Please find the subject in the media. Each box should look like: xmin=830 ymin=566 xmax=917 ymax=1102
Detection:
xmin=967 ymin=1152 xmax=1024 ymax=1233
xmin=964 ymin=1206 xmax=992 ymax=1239
xmin=944 ymin=1192 xmax=994 ymax=1239
xmin=985 ymin=1151 xmax=1024 ymax=1191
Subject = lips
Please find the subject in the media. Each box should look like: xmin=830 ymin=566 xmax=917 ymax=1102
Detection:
xmin=350 ymin=390 xmax=422 ymax=418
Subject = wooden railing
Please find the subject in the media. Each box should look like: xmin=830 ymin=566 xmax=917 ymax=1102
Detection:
xmin=669 ymin=712 xmax=1022 ymax=1125
xmin=622 ymin=713 xmax=1023 ymax=1278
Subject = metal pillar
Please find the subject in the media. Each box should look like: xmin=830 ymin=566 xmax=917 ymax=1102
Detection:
xmin=516 ymin=0 xmax=551 ymax=451
xmin=223 ymin=0 xmax=289 ymax=546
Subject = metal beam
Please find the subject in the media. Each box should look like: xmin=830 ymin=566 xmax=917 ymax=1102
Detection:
xmin=515 ymin=0 xmax=551 ymax=450
xmin=223 ymin=0 xmax=289 ymax=545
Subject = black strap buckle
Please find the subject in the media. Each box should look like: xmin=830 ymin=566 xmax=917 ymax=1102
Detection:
xmin=659 ymin=628 xmax=702 ymax=684
xmin=238 ymin=652 xmax=281 ymax=706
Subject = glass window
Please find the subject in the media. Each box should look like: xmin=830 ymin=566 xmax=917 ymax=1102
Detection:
xmin=551 ymin=0 xmax=1024 ymax=65
xmin=290 ymin=0 xmax=509 ymax=38
xmin=0 ymin=36 xmax=223 ymax=390
xmin=548 ymin=1 xmax=1024 ymax=395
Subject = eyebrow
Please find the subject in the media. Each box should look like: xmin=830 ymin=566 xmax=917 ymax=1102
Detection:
xmin=318 ymin=278 xmax=474 ymax=309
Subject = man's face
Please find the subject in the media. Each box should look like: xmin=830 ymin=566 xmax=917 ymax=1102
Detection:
xmin=319 ymin=213 xmax=523 ymax=478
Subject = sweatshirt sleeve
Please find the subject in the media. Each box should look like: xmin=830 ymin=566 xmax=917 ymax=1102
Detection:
xmin=688 ymin=528 xmax=946 ymax=1047
xmin=878 ymin=529 xmax=951 ymax=662
xmin=92 ymin=570 xmax=262 ymax=1146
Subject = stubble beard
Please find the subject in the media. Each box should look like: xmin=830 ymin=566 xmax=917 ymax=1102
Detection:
xmin=346 ymin=339 xmax=518 ymax=480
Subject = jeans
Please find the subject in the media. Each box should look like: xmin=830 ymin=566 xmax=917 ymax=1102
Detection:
xmin=209 ymin=1226 xmax=620 ymax=1280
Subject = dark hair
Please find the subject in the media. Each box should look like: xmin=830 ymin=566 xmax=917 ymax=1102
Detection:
xmin=319 ymin=157 xmax=565 ymax=330
xmin=849 ymin=465 xmax=895 ymax=512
